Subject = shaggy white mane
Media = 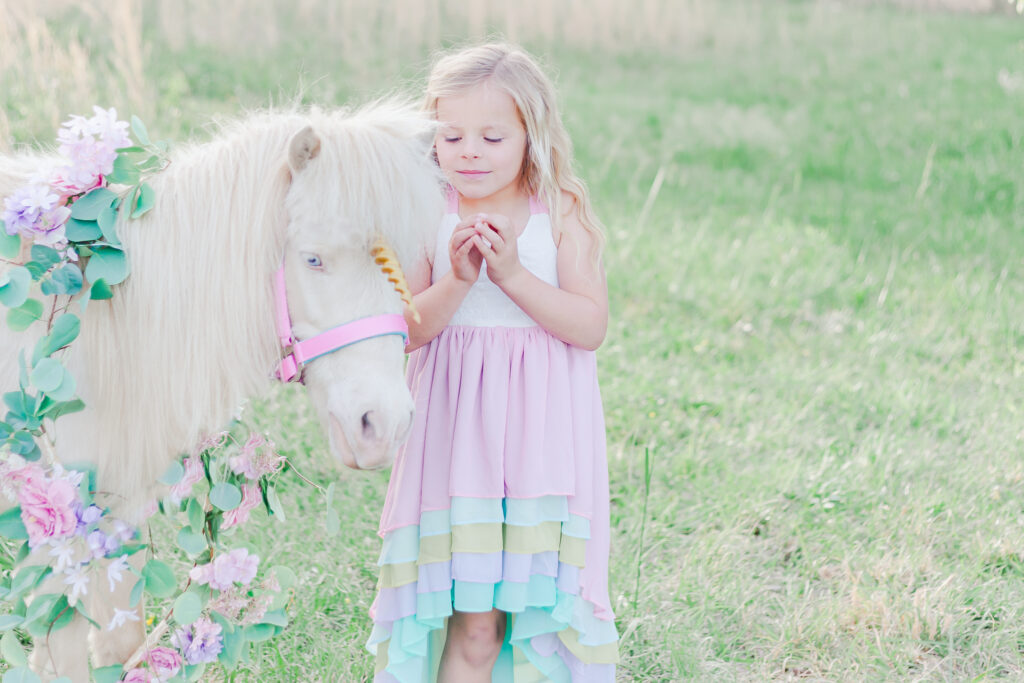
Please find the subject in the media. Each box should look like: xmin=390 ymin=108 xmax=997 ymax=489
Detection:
xmin=0 ymin=102 xmax=442 ymax=512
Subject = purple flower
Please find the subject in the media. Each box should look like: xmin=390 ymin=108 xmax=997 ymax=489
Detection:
xmin=171 ymin=617 xmax=223 ymax=665
xmin=86 ymin=529 xmax=121 ymax=558
xmin=3 ymin=183 xmax=55 ymax=235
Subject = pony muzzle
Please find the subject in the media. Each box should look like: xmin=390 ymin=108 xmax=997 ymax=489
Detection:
xmin=328 ymin=407 xmax=412 ymax=471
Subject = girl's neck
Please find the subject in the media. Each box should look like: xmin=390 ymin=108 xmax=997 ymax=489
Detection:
xmin=457 ymin=182 xmax=530 ymax=218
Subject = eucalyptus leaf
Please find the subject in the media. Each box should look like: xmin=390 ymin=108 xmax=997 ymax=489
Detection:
xmin=176 ymin=528 xmax=206 ymax=556
xmin=28 ymin=245 xmax=60 ymax=270
xmin=142 ymin=559 xmax=177 ymax=598
xmin=0 ymin=615 xmax=24 ymax=631
xmin=42 ymin=399 xmax=85 ymax=420
xmin=46 ymin=371 xmax=76 ymax=403
xmin=210 ymin=482 xmax=242 ymax=511
xmin=159 ymin=460 xmax=185 ymax=485
xmin=0 ymin=230 xmax=20 ymax=260
xmin=270 ymin=565 xmax=297 ymax=592
xmin=107 ymin=154 xmax=140 ymax=186
xmin=131 ymin=115 xmax=151 ymax=146
xmin=30 ymin=358 xmax=64 ymax=394
xmin=172 ymin=591 xmax=203 ymax=627
xmin=2 ymin=666 xmax=41 ymax=683
xmin=217 ymin=623 xmax=244 ymax=670
xmin=187 ymin=498 xmax=205 ymax=534
xmin=259 ymin=608 xmax=288 ymax=628
xmin=24 ymin=593 xmax=59 ymax=625
xmin=85 ymin=246 xmax=128 ymax=286
xmin=132 ymin=182 xmax=155 ymax=218
xmin=0 ymin=506 xmax=26 ymax=542
xmin=69 ymin=188 xmax=116 ymax=221
xmin=46 ymin=314 xmax=80 ymax=354
xmin=267 ymin=485 xmax=286 ymax=523
xmin=0 ymin=267 xmax=30 ymax=309
xmin=128 ymin=577 xmax=144 ymax=609
xmin=96 ymin=204 xmax=120 ymax=246
xmin=9 ymin=566 xmax=49 ymax=600
xmin=65 ymin=218 xmax=102 ymax=242
xmin=91 ymin=665 xmax=123 ymax=683
xmin=6 ymin=299 xmax=43 ymax=332
xmin=0 ymin=630 xmax=27 ymax=667
xmin=243 ymin=623 xmax=276 ymax=642
xmin=89 ymin=279 xmax=113 ymax=300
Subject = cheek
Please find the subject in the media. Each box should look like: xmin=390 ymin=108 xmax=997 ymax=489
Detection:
xmin=435 ymin=143 xmax=457 ymax=171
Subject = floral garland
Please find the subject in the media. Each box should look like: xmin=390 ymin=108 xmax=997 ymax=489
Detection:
xmin=0 ymin=110 xmax=321 ymax=683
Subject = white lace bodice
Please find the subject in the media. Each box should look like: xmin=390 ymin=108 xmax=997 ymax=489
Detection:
xmin=431 ymin=204 xmax=559 ymax=327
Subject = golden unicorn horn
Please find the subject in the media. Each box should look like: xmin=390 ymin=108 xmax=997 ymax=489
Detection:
xmin=371 ymin=238 xmax=421 ymax=324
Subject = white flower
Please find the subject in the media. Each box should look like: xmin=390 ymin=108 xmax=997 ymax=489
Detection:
xmin=107 ymin=554 xmax=130 ymax=592
xmin=64 ymin=564 xmax=90 ymax=606
xmin=48 ymin=538 xmax=76 ymax=573
xmin=106 ymin=607 xmax=140 ymax=631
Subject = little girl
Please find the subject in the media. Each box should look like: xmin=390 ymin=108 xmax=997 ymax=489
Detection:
xmin=368 ymin=43 xmax=619 ymax=683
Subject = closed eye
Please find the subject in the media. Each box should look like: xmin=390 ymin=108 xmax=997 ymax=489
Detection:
xmin=443 ymin=136 xmax=461 ymax=143
xmin=484 ymin=137 xmax=503 ymax=143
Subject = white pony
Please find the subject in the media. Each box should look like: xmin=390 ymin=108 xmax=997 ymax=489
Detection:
xmin=0 ymin=103 xmax=442 ymax=680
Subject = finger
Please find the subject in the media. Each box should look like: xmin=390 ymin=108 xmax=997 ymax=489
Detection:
xmin=479 ymin=214 xmax=513 ymax=238
xmin=472 ymin=235 xmax=494 ymax=261
xmin=474 ymin=222 xmax=503 ymax=249
xmin=450 ymin=228 xmax=477 ymax=252
xmin=454 ymin=214 xmax=486 ymax=230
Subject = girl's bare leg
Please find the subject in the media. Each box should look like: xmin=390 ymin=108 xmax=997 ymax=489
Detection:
xmin=438 ymin=609 xmax=506 ymax=683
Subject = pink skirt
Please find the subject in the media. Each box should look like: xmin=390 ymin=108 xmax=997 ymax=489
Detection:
xmin=368 ymin=325 xmax=619 ymax=682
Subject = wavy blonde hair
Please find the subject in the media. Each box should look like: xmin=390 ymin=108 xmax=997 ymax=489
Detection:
xmin=424 ymin=42 xmax=604 ymax=263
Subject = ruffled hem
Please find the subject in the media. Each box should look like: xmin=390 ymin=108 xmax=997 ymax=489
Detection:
xmin=368 ymin=495 xmax=618 ymax=682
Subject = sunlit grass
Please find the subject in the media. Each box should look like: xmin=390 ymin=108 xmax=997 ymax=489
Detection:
xmin=3 ymin=1 xmax=1023 ymax=680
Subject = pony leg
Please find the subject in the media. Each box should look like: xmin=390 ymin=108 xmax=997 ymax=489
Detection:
xmin=89 ymin=553 xmax=146 ymax=667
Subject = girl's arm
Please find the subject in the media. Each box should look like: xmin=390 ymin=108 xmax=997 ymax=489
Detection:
xmin=473 ymin=200 xmax=608 ymax=351
xmin=404 ymin=222 xmax=482 ymax=352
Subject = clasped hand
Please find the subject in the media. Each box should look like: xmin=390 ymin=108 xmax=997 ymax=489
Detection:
xmin=448 ymin=213 xmax=523 ymax=286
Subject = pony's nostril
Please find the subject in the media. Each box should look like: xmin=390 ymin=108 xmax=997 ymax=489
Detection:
xmin=361 ymin=411 xmax=376 ymax=440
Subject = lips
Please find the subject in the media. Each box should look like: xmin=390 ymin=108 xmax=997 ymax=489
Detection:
xmin=457 ymin=170 xmax=490 ymax=176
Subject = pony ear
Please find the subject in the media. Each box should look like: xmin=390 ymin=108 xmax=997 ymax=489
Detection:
xmin=287 ymin=125 xmax=321 ymax=173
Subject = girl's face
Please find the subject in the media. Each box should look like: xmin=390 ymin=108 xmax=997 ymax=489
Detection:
xmin=435 ymin=81 xmax=528 ymax=204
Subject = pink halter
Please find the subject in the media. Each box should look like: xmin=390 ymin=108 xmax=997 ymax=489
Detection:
xmin=273 ymin=265 xmax=409 ymax=383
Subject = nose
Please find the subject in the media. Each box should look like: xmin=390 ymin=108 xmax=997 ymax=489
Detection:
xmin=461 ymin=142 xmax=480 ymax=159
xmin=360 ymin=409 xmax=414 ymax=443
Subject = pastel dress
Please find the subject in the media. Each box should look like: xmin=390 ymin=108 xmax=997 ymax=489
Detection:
xmin=368 ymin=191 xmax=619 ymax=682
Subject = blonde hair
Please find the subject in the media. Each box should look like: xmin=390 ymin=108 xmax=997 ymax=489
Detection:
xmin=424 ymin=42 xmax=605 ymax=263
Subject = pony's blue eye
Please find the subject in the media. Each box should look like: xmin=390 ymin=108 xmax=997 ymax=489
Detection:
xmin=303 ymin=253 xmax=323 ymax=269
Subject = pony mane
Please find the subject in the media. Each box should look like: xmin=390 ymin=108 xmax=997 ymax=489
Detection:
xmin=61 ymin=102 xmax=441 ymax=510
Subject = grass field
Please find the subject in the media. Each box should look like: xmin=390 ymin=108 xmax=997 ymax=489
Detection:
xmin=3 ymin=1 xmax=1024 ymax=680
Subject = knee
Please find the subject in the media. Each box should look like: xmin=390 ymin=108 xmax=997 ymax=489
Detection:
xmin=450 ymin=611 xmax=505 ymax=666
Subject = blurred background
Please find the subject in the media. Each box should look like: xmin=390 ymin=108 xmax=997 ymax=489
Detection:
xmin=2 ymin=1 xmax=1023 ymax=680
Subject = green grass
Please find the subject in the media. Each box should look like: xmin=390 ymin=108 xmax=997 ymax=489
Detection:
xmin=4 ymin=2 xmax=1024 ymax=680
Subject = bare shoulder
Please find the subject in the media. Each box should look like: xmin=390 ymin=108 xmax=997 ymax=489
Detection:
xmin=554 ymin=191 xmax=597 ymax=252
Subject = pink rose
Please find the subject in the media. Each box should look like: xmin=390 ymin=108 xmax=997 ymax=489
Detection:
xmin=122 ymin=667 xmax=156 ymax=683
xmin=19 ymin=477 xmax=78 ymax=547
xmin=169 ymin=456 xmax=205 ymax=504
xmin=146 ymin=646 xmax=182 ymax=680
xmin=4 ymin=464 xmax=46 ymax=489
xmin=221 ymin=482 xmax=261 ymax=529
